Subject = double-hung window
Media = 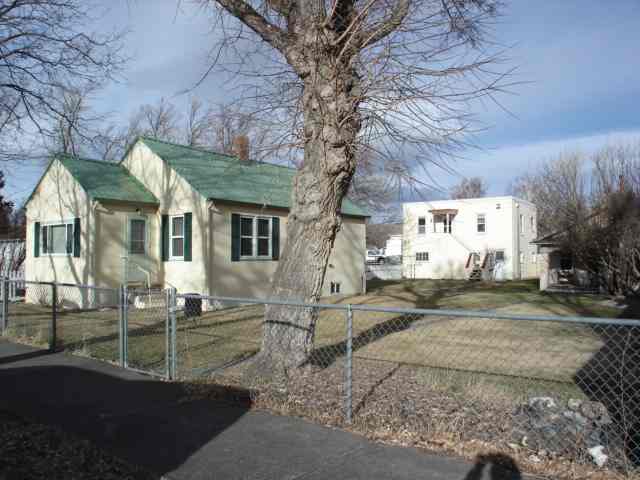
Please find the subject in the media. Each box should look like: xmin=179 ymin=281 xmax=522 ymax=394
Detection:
xmin=417 ymin=217 xmax=426 ymax=235
xmin=42 ymin=221 xmax=73 ymax=255
xmin=477 ymin=214 xmax=486 ymax=233
xmin=170 ymin=215 xmax=185 ymax=260
xmin=129 ymin=218 xmax=146 ymax=255
xmin=240 ymin=215 xmax=272 ymax=259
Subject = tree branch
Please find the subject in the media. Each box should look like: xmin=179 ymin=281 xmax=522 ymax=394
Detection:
xmin=211 ymin=0 xmax=290 ymax=52
xmin=355 ymin=0 xmax=410 ymax=49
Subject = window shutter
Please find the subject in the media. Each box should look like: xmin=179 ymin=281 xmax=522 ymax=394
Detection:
xmin=272 ymin=217 xmax=280 ymax=261
xmin=184 ymin=212 xmax=192 ymax=262
xmin=73 ymin=218 xmax=81 ymax=258
xmin=34 ymin=222 xmax=40 ymax=257
xmin=161 ymin=215 xmax=169 ymax=261
xmin=231 ymin=213 xmax=240 ymax=262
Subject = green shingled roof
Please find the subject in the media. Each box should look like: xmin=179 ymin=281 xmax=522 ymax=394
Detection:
xmin=139 ymin=137 xmax=369 ymax=217
xmin=57 ymin=155 xmax=158 ymax=205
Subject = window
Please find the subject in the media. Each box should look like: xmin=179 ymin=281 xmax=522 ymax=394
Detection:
xmin=477 ymin=214 xmax=486 ymax=233
xmin=171 ymin=216 xmax=184 ymax=259
xmin=519 ymin=214 xmax=524 ymax=234
xmin=496 ymin=203 xmax=501 ymax=210
xmin=416 ymin=252 xmax=429 ymax=262
xmin=129 ymin=219 xmax=146 ymax=254
xmin=42 ymin=222 xmax=73 ymax=255
xmin=417 ymin=217 xmax=426 ymax=235
xmin=240 ymin=215 xmax=272 ymax=259
xmin=330 ymin=282 xmax=341 ymax=294
xmin=530 ymin=216 xmax=535 ymax=233
xmin=495 ymin=250 xmax=505 ymax=262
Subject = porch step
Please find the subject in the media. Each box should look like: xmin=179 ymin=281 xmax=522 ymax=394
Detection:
xmin=468 ymin=268 xmax=483 ymax=281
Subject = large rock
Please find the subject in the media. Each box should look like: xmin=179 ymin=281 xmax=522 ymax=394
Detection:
xmin=514 ymin=397 xmax=613 ymax=463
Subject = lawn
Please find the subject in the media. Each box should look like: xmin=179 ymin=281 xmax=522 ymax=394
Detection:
xmin=3 ymin=279 xmax=632 ymax=392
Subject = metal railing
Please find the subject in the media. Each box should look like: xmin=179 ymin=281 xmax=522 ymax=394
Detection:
xmin=3 ymin=278 xmax=640 ymax=472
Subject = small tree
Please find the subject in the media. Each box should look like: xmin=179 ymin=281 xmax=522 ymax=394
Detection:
xmin=450 ymin=177 xmax=487 ymax=199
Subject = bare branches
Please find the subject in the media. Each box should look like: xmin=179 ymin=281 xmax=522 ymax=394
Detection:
xmin=0 ymin=0 xmax=125 ymax=158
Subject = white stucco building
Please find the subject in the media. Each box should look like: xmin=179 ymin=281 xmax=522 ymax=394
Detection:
xmin=402 ymin=196 xmax=538 ymax=280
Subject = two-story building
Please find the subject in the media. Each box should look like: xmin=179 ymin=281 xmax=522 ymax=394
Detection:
xmin=402 ymin=196 xmax=538 ymax=280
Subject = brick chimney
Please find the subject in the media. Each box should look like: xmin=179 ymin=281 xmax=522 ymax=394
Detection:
xmin=231 ymin=135 xmax=250 ymax=162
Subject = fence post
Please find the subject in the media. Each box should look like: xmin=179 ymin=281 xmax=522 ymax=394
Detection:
xmin=169 ymin=287 xmax=177 ymax=379
xmin=165 ymin=288 xmax=171 ymax=379
xmin=118 ymin=285 xmax=124 ymax=367
xmin=345 ymin=303 xmax=353 ymax=424
xmin=50 ymin=282 xmax=57 ymax=352
xmin=121 ymin=284 xmax=129 ymax=368
xmin=0 ymin=277 xmax=6 ymax=334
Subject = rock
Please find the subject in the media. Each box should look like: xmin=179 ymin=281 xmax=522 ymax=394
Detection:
xmin=588 ymin=445 xmax=608 ymax=467
xmin=567 ymin=398 xmax=582 ymax=411
xmin=580 ymin=401 xmax=612 ymax=426
xmin=528 ymin=454 xmax=542 ymax=463
xmin=562 ymin=410 xmax=588 ymax=427
xmin=528 ymin=397 xmax=557 ymax=410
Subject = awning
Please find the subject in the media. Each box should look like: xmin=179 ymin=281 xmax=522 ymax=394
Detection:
xmin=429 ymin=209 xmax=458 ymax=215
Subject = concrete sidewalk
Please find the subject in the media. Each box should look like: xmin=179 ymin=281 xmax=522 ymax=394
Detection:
xmin=0 ymin=340 xmax=523 ymax=479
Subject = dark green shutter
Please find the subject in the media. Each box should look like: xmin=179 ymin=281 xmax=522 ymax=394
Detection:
xmin=161 ymin=215 xmax=169 ymax=261
xmin=73 ymin=218 xmax=81 ymax=258
xmin=231 ymin=213 xmax=240 ymax=262
xmin=272 ymin=217 xmax=280 ymax=261
xmin=34 ymin=222 xmax=40 ymax=257
xmin=184 ymin=212 xmax=192 ymax=262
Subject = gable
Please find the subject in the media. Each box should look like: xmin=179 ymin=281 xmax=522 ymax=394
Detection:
xmin=136 ymin=137 xmax=368 ymax=217
xmin=27 ymin=154 xmax=158 ymax=208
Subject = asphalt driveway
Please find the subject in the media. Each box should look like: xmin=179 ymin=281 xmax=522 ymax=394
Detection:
xmin=0 ymin=340 xmax=524 ymax=479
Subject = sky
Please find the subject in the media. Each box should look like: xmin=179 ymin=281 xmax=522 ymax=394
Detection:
xmin=8 ymin=0 xmax=640 ymax=204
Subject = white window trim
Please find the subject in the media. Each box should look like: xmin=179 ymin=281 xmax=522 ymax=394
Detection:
xmin=127 ymin=216 xmax=147 ymax=255
xmin=41 ymin=219 xmax=74 ymax=256
xmin=239 ymin=214 xmax=272 ymax=261
xmin=476 ymin=213 xmax=486 ymax=234
xmin=170 ymin=214 xmax=185 ymax=261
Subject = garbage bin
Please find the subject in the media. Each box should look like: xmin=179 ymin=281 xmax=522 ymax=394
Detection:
xmin=184 ymin=294 xmax=202 ymax=318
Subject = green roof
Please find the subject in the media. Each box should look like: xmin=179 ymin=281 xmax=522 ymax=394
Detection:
xmin=57 ymin=155 xmax=158 ymax=205
xmin=139 ymin=137 xmax=369 ymax=217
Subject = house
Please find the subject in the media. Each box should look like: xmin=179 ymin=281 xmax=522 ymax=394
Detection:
xmin=402 ymin=196 xmax=538 ymax=280
xmin=24 ymin=137 xmax=368 ymax=305
xmin=532 ymin=229 xmax=594 ymax=292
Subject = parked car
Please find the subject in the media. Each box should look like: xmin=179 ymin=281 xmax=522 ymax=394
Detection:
xmin=366 ymin=249 xmax=386 ymax=264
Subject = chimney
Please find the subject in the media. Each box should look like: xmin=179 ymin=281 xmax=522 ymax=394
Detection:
xmin=232 ymin=135 xmax=250 ymax=162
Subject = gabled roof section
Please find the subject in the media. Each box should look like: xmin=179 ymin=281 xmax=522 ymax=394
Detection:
xmin=138 ymin=137 xmax=369 ymax=217
xmin=28 ymin=154 xmax=158 ymax=206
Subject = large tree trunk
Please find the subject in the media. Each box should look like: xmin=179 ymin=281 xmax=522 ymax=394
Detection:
xmin=257 ymin=52 xmax=361 ymax=376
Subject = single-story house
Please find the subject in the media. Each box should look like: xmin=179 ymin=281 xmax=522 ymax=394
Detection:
xmin=25 ymin=137 xmax=368 ymax=305
xmin=531 ymin=230 xmax=594 ymax=292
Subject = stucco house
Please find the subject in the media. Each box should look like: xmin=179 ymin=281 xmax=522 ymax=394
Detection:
xmin=402 ymin=196 xmax=538 ymax=280
xmin=25 ymin=137 xmax=368 ymax=303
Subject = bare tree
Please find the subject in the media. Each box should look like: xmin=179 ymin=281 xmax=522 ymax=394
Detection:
xmin=184 ymin=97 xmax=215 ymax=147
xmin=194 ymin=0 xmax=508 ymax=374
xmin=508 ymin=152 xmax=588 ymax=236
xmin=128 ymin=98 xmax=182 ymax=143
xmin=0 ymin=0 xmax=124 ymax=161
xmin=450 ymin=177 xmax=487 ymax=199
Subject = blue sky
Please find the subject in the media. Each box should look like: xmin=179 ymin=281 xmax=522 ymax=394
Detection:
xmin=8 ymin=0 xmax=640 ymax=203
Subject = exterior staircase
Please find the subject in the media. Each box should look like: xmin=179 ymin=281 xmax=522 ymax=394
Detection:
xmin=468 ymin=266 xmax=483 ymax=281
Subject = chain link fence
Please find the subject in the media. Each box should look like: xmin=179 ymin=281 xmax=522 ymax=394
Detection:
xmin=2 ymin=279 xmax=640 ymax=473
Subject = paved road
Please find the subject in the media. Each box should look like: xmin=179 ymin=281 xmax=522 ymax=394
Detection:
xmin=0 ymin=340 xmax=524 ymax=479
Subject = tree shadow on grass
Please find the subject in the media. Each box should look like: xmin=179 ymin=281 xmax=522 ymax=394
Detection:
xmin=306 ymin=282 xmax=454 ymax=369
